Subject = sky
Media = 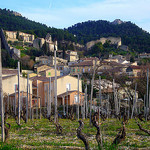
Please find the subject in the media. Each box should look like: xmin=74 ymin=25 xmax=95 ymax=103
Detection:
xmin=1 ymin=0 xmax=150 ymax=32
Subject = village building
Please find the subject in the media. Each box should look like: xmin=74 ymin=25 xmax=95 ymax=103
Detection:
xmin=97 ymin=61 xmax=127 ymax=76
xmin=35 ymin=55 xmax=67 ymax=66
xmin=104 ymin=54 xmax=127 ymax=63
xmin=126 ymin=66 xmax=142 ymax=77
xmin=57 ymin=64 xmax=70 ymax=76
xmin=66 ymin=50 xmax=79 ymax=62
xmin=79 ymin=57 xmax=100 ymax=65
xmin=69 ymin=57 xmax=100 ymax=75
xmin=34 ymin=64 xmax=52 ymax=74
xmin=57 ymin=91 xmax=84 ymax=106
xmin=5 ymin=30 xmax=35 ymax=43
xmin=33 ymin=33 xmax=58 ymax=52
xmin=2 ymin=73 xmax=33 ymax=105
xmin=50 ymin=56 xmax=67 ymax=66
xmin=33 ymin=38 xmax=45 ymax=49
xmin=30 ymin=75 xmax=82 ymax=107
xmin=69 ymin=61 xmax=94 ymax=75
xmin=139 ymin=53 xmax=150 ymax=59
xmin=2 ymin=68 xmax=18 ymax=77
xmin=39 ymin=68 xmax=60 ymax=77
xmin=35 ymin=56 xmax=51 ymax=66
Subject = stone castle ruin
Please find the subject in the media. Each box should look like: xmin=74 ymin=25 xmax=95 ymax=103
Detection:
xmin=86 ymin=37 xmax=122 ymax=50
xmin=33 ymin=33 xmax=58 ymax=52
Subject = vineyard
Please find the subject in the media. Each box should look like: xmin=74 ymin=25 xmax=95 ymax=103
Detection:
xmin=0 ymin=115 xmax=150 ymax=150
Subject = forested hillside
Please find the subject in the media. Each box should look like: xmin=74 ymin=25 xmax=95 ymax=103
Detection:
xmin=67 ymin=20 xmax=150 ymax=53
xmin=0 ymin=8 xmax=76 ymax=42
xmin=1 ymin=8 xmax=150 ymax=53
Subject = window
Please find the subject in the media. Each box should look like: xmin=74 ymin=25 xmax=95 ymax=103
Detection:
xmin=83 ymin=68 xmax=85 ymax=73
xmin=14 ymin=84 xmax=18 ymax=91
xmin=74 ymin=95 xmax=78 ymax=103
xmin=66 ymin=83 xmax=71 ymax=91
xmin=44 ymin=84 xmax=48 ymax=91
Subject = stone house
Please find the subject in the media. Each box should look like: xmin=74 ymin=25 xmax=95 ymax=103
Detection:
xmin=57 ymin=64 xmax=70 ymax=76
xmin=69 ymin=61 xmax=94 ymax=75
xmin=66 ymin=50 xmax=79 ymax=62
xmin=35 ymin=55 xmax=67 ymax=66
xmin=97 ymin=61 xmax=127 ymax=75
xmin=5 ymin=30 xmax=35 ymax=43
xmin=33 ymin=33 xmax=58 ymax=51
xmin=139 ymin=53 xmax=150 ymax=59
xmin=34 ymin=64 xmax=52 ymax=74
xmin=35 ymin=56 xmax=51 ymax=66
xmin=126 ymin=66 xmax=141 ymax=77
xmin=39 ymin=68 xmax=60 ymax=77
xmin=79 ymin=57 xmax=100 ymax=65
xmin=69 ymin=57 xmax=100 ymax=75
xmin=50 ymin=57 xmax=68 ymax=66
xmin=33 ymin=38 xmax=45 ymax=49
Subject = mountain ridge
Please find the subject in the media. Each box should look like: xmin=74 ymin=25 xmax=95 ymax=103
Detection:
xmin=1 ymin=8 xmax=150 ymax=53
xmin=67 ymin=20 xmax=150 ymax=53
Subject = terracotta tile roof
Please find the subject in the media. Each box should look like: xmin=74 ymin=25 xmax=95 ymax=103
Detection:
xmin=30 ymin=75 xmax=69 ymax=82
xmin=130 ymin=65 xmax=141 ymax=69
xmin=98 ymin=67 xmax=122 ymax=73
xmin=36 ymin=64 xmax=50 ymax=68
xmin=30 ymin=76 xmax=50 ymax=82
xmin=70 ymin=61 xmax=93 ymax=67
xmin=57 ymin=90 xmax=84 ymax=98
xmin=2 ymin=75 xmax=16 ymax=80
xmin=101 ymin=61 xmax=125 ymax=67
xmin=2 ymin=69 xmax=18 ymax=75
xmin=80 ymin=57 xmax=99 ymax=61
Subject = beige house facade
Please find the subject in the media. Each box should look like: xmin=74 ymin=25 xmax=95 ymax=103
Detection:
xmin=39 ymin=68 xmax=60 ymax=77
xmin=36 ymin=65 xmax=52 ymax=73
xmin=2 ymin=75 xmax=32 ymax=95
xmin=66 ymin=50 xmax=79 ymax=62
xmin=30 ymin=75 xmax=82 ymax=107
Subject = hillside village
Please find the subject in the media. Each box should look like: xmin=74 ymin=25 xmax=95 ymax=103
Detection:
xmin=0 ymin=8 xmax=150 ymax=149
xmin=1 ymin=27 xmax=150 ymax=111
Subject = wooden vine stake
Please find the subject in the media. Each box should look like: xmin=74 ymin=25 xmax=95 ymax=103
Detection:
xmin=0 ymin=38 xmax=5 ymax=142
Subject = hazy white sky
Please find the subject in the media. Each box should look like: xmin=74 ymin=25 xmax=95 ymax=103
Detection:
xmin=1 ymin=0 xmax=150 ymax=32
